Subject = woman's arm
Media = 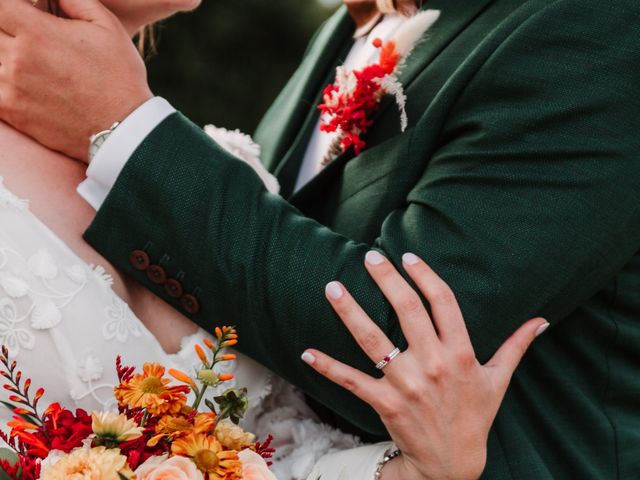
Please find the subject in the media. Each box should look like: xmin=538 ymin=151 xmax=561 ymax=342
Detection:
xmin=305 ymin=253 xmax=547 ymax=479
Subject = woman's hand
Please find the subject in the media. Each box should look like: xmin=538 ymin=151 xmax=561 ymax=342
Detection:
xmin=302 ymin=251 xmax=548 ymax=480
xmin=0 ymin=0 xmax=152 ymax=161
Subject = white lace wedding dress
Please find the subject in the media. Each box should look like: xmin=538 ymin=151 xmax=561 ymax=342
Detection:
xmin=0 ymin=176 xmax=392 ymax=479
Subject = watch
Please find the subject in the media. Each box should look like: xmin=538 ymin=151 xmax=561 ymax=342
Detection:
xmin=88 ymin=121 xmax=121 ymax=163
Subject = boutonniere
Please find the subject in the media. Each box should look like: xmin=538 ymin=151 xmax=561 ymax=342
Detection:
xmin=318 ymin=10 xmax=440 ymax=165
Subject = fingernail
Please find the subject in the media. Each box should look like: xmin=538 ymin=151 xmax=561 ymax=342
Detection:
xmin=535 ymin=322 xmax=550 ymax=337
xmin=326 ymin=281 xmax=343 ymax=300
xmin=365 ymin=250 xmax=385 ymax=265
xmin=301 ymin=351 xmax=316 ymax=365
xmin=402 ymin=253 xmax=419 ymax=265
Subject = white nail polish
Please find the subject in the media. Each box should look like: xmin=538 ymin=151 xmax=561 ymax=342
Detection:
xmin=402 ymin=253 xmax=419 ymax=265
xmin=301 ymin=352 xmax=316 ymax=365
xmin=535 ymin=322 xmax=550 ymax=337
xmin=326 ymin=281 xmax=343 ymax=300
xmin=365 ymin=250 xmax=385 ymax=265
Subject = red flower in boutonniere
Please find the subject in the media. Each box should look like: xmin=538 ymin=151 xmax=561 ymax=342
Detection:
xmin=318 ymin=10 xmax=441 ymax=165
xmin=319 ymin=38 xmax=404 ymax=161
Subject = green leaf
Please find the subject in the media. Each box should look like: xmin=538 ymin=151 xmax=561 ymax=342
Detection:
xmin=0 ymin=468 xmax=15 ymax=480
xmin=0 ymin=448 xmax=19 ymax=480
xmin=204 ymin=398 xmax=217 ymax=414
xmin=0 ymin=448 xmax=18 ymax=463
xmin=0 ymin=402 xmax=38 ymax=426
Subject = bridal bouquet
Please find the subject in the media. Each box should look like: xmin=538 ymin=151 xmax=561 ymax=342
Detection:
xmin=0 ymin=327 xmax=276 ymax=480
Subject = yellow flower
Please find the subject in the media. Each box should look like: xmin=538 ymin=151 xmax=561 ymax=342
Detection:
xmin=172 ymin=433 xmax=242 ymax=480
xmin=92 ymin=412 xmax=144 ymax=444
xmin=115 ymin=363 xmax=189 ymax=416
xmin=197 ymin=369 xmax=219 ymax=386
xmin=147 ymin=412 xmax=217 ymax=447
xmin=41 ymin=447 xmax=134 ymax=480
xmin=215 ymin=420 xmax=255 ymax=451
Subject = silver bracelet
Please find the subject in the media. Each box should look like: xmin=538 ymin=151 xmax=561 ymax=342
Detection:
xmin=374 ymin=448 xmax=401 ymax=479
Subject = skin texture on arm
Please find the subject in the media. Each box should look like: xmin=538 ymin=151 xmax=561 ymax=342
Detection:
xmin=83 ymin=0 xmax=640 ymax=439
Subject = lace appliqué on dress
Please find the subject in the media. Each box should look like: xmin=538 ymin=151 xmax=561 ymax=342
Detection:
xmin=103 ymin=294 xmax=142 ymax=343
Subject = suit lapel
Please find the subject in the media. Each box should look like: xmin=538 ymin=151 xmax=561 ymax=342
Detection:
xmin=372 ymin=0 xmax=495 ymax=123
xmin=257 ymin=7 xmax=354 ymax=179
xmin=289 ymin=0 xmax=495 ymax=207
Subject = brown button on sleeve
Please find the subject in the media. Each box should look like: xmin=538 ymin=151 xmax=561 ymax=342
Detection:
xmin=146 ymin=265 xmax=167 ymax=285
xmin=129 ymin=250 xmax=150 ymax=271
xmin=164 ymin=278 xmax=184 ymax=299
xmin=180 ymin=294 xmax=200 ymax=315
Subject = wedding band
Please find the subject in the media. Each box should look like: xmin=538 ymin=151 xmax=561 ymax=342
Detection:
xmin=375 ymin=347 xmax=401 ymax=370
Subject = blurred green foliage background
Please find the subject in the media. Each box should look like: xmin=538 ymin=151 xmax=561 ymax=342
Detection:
xmin=147 ymin=0 xmax=340 ymax=133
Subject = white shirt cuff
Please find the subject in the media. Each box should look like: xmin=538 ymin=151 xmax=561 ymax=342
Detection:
xmin=77 ymin=96 xmax=176 ymax=210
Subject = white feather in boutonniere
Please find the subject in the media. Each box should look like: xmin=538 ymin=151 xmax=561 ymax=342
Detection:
xmin=318 ymin=10 xmax=440 ymax=165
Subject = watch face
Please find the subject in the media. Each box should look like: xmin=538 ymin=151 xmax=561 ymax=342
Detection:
xmin=89 ymin=132 xmax=110 ymax=161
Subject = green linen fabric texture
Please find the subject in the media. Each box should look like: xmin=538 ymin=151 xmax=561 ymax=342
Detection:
xmin=85 ymin=0 xmax=640 ymax=478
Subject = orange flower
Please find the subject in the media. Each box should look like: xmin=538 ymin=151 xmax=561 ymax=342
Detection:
xmin=172 ymin=433 xmax=241 ymax=480
xmin=115 ymin=363 xmax=189 ymax=416
xmin=148 ymin=413 xmax=217 ymax=447
xmin=7 ymin=416 xmax=49 ymax=458
xmin=203 ymin=338 xmax=215 ymax=349
xmin=220 ymin=354 xmax=237 ymax=362
xmin=169 ymin=368 xmax=198 ymax=390
xmin=195 ymin=344 xmax=209 ymax=365
xmin=218 ymin=374 xmax=234 ymax=382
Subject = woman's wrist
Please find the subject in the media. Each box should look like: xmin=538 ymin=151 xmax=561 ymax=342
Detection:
xmin=376 ymin=451 xmax=405 ymax=480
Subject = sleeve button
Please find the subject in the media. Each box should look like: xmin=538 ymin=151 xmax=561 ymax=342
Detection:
xmin=146 ymin=265 xmax=167 ymax=285
xmin=129 ymin=250 xmax=150 ymax=270
xmin=164 ymin=278 xmax=184 ymax=298
xmin=180 ymin=294 xmax=200 ymax=315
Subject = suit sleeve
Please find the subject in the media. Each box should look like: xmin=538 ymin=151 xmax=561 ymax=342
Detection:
xmin=84 ymin=0 xmax=640 ymax=435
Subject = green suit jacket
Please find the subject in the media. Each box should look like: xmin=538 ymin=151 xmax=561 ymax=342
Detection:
xmin=85 ymin=0 xmax=640 ymax=478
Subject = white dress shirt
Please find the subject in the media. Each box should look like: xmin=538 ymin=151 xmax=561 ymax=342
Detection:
xmin=77 ymin=15 xmax=407 ymax=208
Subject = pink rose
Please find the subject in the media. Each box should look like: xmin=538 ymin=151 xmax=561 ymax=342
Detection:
xmin=238 ymin=449 xmax=277 ymax=480
xmin=135 ymin=456 xmax=201 ymax=480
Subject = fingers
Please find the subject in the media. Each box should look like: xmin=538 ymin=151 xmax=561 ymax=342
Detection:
xmin=486 ymin=317 xmax=549 ymax=392
xmin=364 ymin=251 xmax=440 ymax=351
xmin=0 ymin=0 xmax=48 ymax=36
xmin=58 ymin=0 xmax=115 ymax=24
xmin=0 ymin=29 xmax=11 ymax=58
xmin=301 ymin=349 xmax=380 ymax=407
xmin=401 ymin=253 xmax=472 ymax=352
xmin=324 ymin=281 xmax=399 ymax=368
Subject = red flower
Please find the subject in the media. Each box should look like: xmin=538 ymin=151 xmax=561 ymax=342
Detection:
xmin=0 ymin=456 xmax=41 ymax=480
xmin=254 ymin=434 xmax=276 ymax=466
xmin=318 ymin=38 xmax=401 ymax=157
xmin=38 ymin=404 xmax=93 ymax=455
xmin=17 ymin=456 xmax=41 ymax=480
xmin=0 ymin=458 xmax=20 ymax=479
xmin=119 ymin=434 xmax=169 ymax=470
